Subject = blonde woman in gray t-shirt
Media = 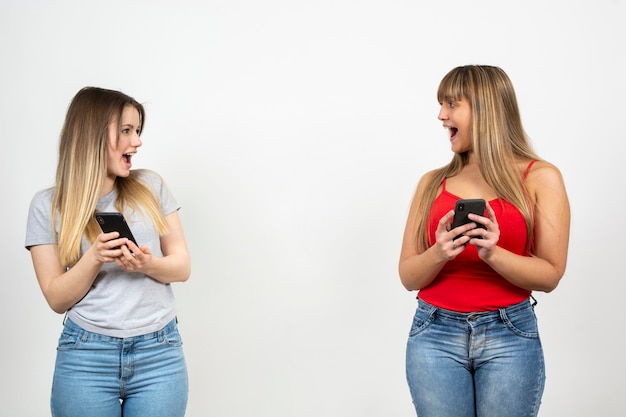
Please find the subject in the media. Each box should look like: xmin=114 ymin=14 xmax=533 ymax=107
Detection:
xmin=25 ymin=87 xmax=190 ymax=417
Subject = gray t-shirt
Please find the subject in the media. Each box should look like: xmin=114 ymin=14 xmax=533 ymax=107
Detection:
xmin=25 ymin=169 xmax=181 ymax=338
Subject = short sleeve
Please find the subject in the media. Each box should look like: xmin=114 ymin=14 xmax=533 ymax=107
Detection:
xmin=25 ymin=188 xmax=57 ymax=250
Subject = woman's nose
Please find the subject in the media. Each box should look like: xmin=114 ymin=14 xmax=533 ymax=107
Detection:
xmin=132 ymin=133 xmax=142 ymax=147
xmin=438 ymin=106 xmax=447 ymax=120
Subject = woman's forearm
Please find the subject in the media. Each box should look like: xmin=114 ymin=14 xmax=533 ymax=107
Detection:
xmin=141 ymin=252 xmax=191 ymax=284
xmin=399 ymin=245 xmax=448 ymax=291
xmin=483 ymin=247 xmax=564 ymax=292
xmin=31 ymin=245 xmax=103 ymax=314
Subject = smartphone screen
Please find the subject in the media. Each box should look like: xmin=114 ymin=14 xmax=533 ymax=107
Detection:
xmin=95 ymin=212 xmax=138 ymax=246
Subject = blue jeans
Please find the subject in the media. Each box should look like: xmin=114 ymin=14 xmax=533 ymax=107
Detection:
xmin=406 ymin=298 xmax=545 ymax=417
xmin=51 ymin=317 xmax=188 ymax=417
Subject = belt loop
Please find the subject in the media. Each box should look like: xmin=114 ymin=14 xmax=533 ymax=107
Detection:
xmin=530 ymin=294 xmax=538 ymax=307
xmin=498 ymin=307 xmax=506 ymax=322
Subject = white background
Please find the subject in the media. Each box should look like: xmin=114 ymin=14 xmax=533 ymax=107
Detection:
xmin=1 ymin=1 xmax=625 ymax=416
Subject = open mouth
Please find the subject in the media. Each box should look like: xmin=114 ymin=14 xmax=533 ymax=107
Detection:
xmin=449 ymin=127 xmax=458 ymax=139
xmin=123 ymin=153 xmax=134 ymax=164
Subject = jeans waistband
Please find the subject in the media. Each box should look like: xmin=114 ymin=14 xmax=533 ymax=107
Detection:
xmin=63 ymin=316 xmax=179 ymax=342
xmin=417 ymin=298 xmax=534 ymax=322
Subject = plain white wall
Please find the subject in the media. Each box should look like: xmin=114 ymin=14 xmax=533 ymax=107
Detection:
xmin=1 ymin=1 xmax=624 ymax=416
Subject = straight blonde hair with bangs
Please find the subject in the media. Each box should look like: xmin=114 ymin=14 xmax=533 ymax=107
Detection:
xmin=413 ymin=65 xmax=539 ymax=253
xmin=53 ymin=87 xmax=168 ymax=267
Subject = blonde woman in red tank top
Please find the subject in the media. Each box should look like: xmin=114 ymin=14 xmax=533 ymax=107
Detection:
xmin=399 ymin=65 xmax=570 ymax=417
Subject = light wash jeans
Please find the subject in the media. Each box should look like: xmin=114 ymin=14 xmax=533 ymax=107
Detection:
xmin=406 ymin=298 xmax=545 ymax=417
xmin=51 ymin=317 xmax=188 ymax=417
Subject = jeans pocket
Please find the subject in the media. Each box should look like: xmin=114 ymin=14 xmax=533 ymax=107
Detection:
xmin=160 ymin=329 xmax=184 ymax=347
xmin=408 ymin=306 xmax=435 ymax=337
xmin=501 ymin=306 xmax=539 ymax=339
xmin=56 ymin=332 xmax=83 ymax=351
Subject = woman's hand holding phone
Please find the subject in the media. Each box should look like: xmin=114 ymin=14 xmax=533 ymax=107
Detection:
xmin=435 ymin=209 xmax=475 ymax=260
xmin=443 ymin=199 xmax=500 ymax=260
xmin=94 ymin=212 xmax=151 ymax=270
xmin=467 ymin=202 xmax=500 ymax=261
xmin=114 ymin=240 xmax=152 ymax=272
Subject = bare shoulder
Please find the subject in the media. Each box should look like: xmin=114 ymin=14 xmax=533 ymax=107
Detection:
xmin=525 ymin=160 xmax=568 ymax=200
xmin=526 ymin=160 xmax=565 ymax=184
xmin=416 ymin=168 xmax=441 ymax=190
xmin=406 ymin=168 xmax=443 ymax=214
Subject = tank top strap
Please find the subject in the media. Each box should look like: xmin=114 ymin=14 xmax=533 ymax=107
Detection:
xmin=441 ymin=177 xmax=447 ymax=190
xmin=523 ymin=160 xmax=538 ymax=180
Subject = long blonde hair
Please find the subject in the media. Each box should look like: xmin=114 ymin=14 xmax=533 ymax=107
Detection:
xmin=53 ymin=87 xmax=168 ymax=266
xmin=414 ymin=65 xmax=539 ymax=252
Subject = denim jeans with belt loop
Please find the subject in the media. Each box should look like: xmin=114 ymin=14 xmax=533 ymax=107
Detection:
xmin=406 ymin=298 xmax=545 ymax=417
xmin=51 ymin=317 xmax=188 ymax=417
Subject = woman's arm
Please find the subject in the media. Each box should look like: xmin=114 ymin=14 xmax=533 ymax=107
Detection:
xmin=470 ymin=162 xmax=570 ymax=292
xmin=31 ymin=210 xmax=191 ymax=313
xmin=398 ymin=171 xmax=476 ymax=291
xmin=117 ymin=210 xmax=191 ymax=283
xmin=30 ymin=232 xmax=131 ymax=314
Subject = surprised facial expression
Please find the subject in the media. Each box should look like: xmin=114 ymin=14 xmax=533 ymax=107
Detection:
xmin=438 ymin=97 xmax=472 ymax=154
xmin=106 ymin=105 xmax=142 ymax=182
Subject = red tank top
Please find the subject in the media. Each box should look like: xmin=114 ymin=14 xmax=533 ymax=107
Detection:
xmin=417 ymin=161 xmax=536 ymax=312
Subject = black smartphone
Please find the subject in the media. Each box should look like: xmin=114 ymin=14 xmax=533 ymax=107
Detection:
xmin=451 ymin=199 xmax=486 ymax=238
xmin=95 ymin=212 xmax=138 ymax=247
